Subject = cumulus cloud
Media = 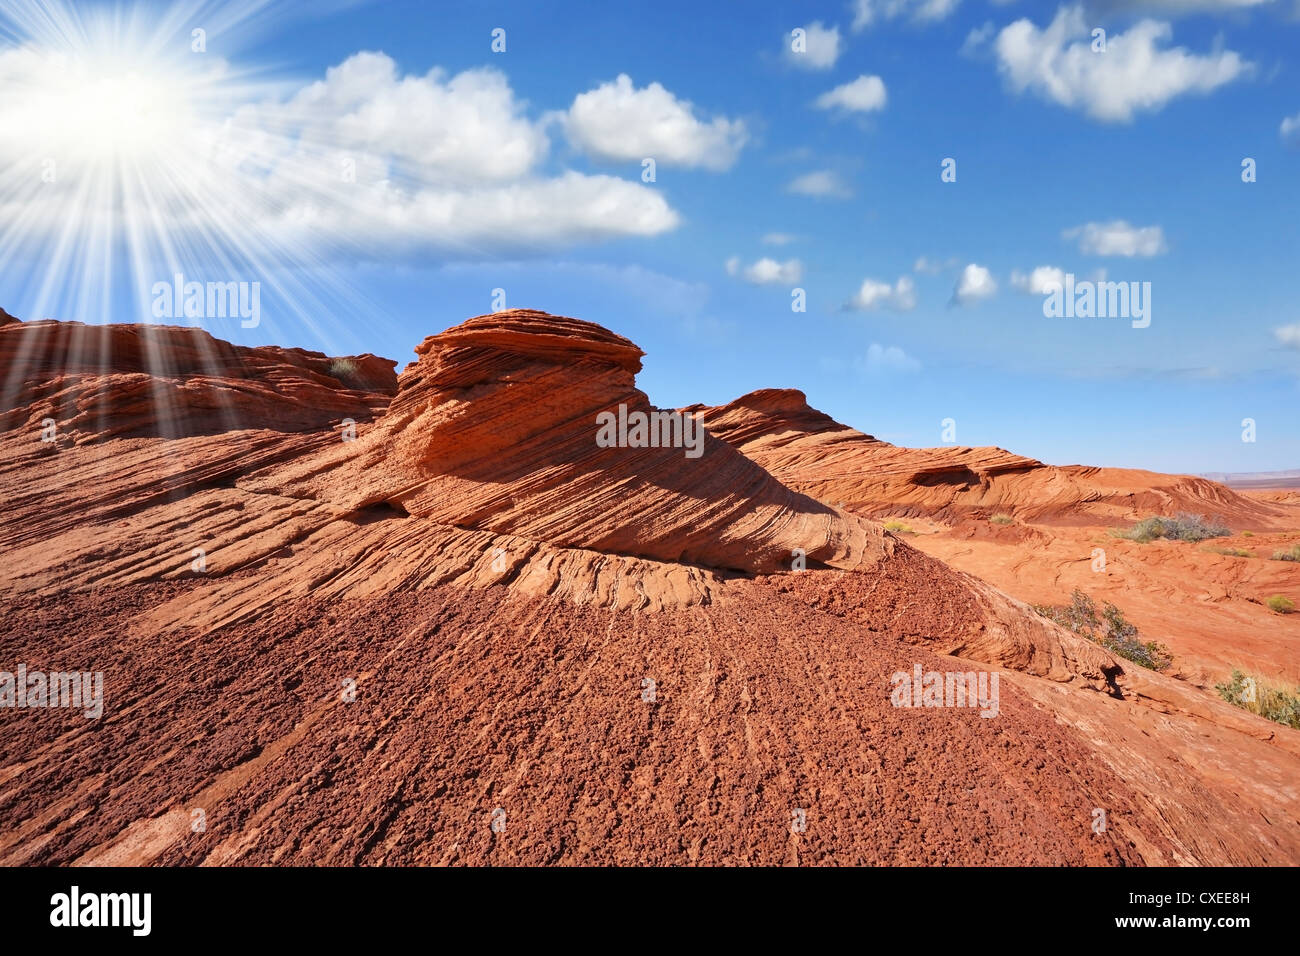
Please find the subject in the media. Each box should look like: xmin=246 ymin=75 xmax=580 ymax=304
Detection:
xmin=787 ymin=169 xmax=853 ymax=198
xmin=851 ymin=0 xmax=962 ymax=31
xmin=193 ymin=53 xmax=680 ymax=257
xmin=845 ymin=275 xmax=917 ymax=311
xmin=1010 ymin=265 xmax=1066 ymax=294
xmin=1282 ymin=111 xmax=1300 ymax=146
xmin=785 ymin=22 xmax=843 ymax=70
xmin=1275 ymin=323 xmax=1300 ymax=349
xmin=952 ymin=264 xmax=997 ymax=304
xmin=249 ymin=52 xmax=551 ymax=186
xmin=726 ymin=256 xmax=804 ymax=285
xmin=814 ymin=75 xmax=888 ymax=113
xmin=994 ymin=5 xmax=1251 ymax=122
xmin=1064 ymin=220 xmax=1167 ymax=256
xmin=561 ymin=74 xmax=748 ymax=170
xmin=856 ymin=343 xmax=921 ymax=374
xmin=0 ymin=50 xmax=682 ymax=262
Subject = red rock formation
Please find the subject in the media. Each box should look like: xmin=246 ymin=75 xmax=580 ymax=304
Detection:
xmin=0 ymin=317 xmax=397 ymax=440
xmin=691 ymin=388 xmax=1284 ymax=528
xmin=242 ymin=311 xmax=881 ymax=575
xmin=0 ymin=309 xmax=1296 ymax=866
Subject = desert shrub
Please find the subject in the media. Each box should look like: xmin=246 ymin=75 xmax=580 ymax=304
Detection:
xmin=1033 ymin=589 xmax=1172 ymax=671
xmin=1242 ymin=531 xmax=1254 ymax=537
xmin=883 ymin=520 xmax=913 ymax=534
xmin=1111 ymin=513 xmax=1231 ymax=544
xmin=1266 ymin=595 xmax=1295 ymax=614
xmin=1215 ymin=670 xmax=1300 ymax=730
xmin=1271 ymin=544 xmax=1300 ymax=562
xmin=1203 ymin=546 xmax=1252 ymax=558
xmin=327 ymin=357 xmax=359 ymax=381
xmin=989 ymin=514 xmax=1013 ymax=525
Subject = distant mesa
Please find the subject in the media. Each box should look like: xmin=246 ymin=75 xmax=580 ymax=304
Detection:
xmin=1199 ymin=469 xmax=1300 ymax=490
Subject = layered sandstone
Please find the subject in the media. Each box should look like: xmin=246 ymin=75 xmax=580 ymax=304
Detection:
xmin=0 ymin=313 xmax=397 ymax=440
xmin=0 ymin=308 xmax=1296 ymax=866
xmin=240 ymin=311 xmax=882 ymax=575
xmin=691 ymin=388 xmax=1284 ymax=528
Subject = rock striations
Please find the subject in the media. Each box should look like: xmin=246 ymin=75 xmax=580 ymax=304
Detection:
xmin=243 ymin=311 xmax=881 ymax=574
xmin=1 ymin=307 xmax=1296 ymax=866
xmin=691 ymin=388 xmax=1282 ymax=528
xmin=0 ymin=314 xmax=397 ymax=440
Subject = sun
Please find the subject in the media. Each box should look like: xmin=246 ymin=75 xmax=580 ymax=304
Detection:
xmin=27 ymin=53 xmax=196 ymax=161
xmin=0 ymin=0 xmax=369 ymax=342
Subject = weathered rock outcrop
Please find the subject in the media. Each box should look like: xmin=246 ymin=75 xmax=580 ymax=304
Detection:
xmin=1 ymin=308 xmax=1296 ymax=866
xmin=691 ymin=388 xmax=1283 ymax=528
xmin=0 ymin=314 xmax=396 ymax=439
xmin=242 ymin=311 xmax=881 ymax=575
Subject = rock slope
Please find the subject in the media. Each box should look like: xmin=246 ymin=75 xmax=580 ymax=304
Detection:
xmin=1 ymin=309 xmax=1296 ymax=866
xmin=690 ymin=388 xmax=1284 ymax=528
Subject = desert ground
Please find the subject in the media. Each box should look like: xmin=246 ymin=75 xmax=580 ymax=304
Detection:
xmin=1 ymin=307 xmax=1296 ymax=865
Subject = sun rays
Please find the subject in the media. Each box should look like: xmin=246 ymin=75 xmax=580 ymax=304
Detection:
xmin=0 ymin=0 xmax=393 ymax=445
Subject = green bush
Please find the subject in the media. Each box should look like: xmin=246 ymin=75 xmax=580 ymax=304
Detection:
xmin=1271 ymin=543 xmax=1300 ymax=562
xmin=1215 ymin=670 xmax=1300 ymax=730
xmin=1032 ymin=589 xmax=1172 ymax=671
xmin=1266 ymin=595 xmax=1295 ymax=614
xmin=883 ymin=520 xmax=913 ymax=534
xmin=989 ymin=514 xmax=1013 ymax=525
xmin=1111 ymin=513 xmax=1231 ymax=544
xmin=1203 ymin=546 xmax=1252 ymax=558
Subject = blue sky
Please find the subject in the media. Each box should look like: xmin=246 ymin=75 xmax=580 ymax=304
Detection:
xmin=2 ymin=0 xmax=1298 ymax=472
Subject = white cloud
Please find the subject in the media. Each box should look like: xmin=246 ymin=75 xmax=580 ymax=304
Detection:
xmin=726 ymin=256 xmax=804 ymax=285
xmin=199 ymin=53 xmax=679 ymax=257
xmin=1275 ymin=324 xmax=1300 ymax=349
xmin=845 ymin=275 xmax=917 ymax=311
xmin=1010 ymin=265 xmax=1066 ymax=294
xmin=787 ymin=170 xmax=852 ymax=198
xmin=1090 ymin=0 xmax=1273 ymax=13
xmin=1064 ymin=220 xmax=1167 ymax=256
xmin=786 ymin=22 xmax=843 ymax=70
xmin=851 ymin=0 xmax=962 ymax=32
xmin=815 ymin=75 xmax=888 ymax=113
xmin=961 ymin=21 xmax=996 ymax=56
xmin=561 ymin=74 xmax=748 ymax=170
xmin=913 ymin=255 xmax=958 ymax=274
xmin=856 ymin=343 xmax=921 ymax=373
xmin=210 ymin=52 xmax=553 ymax=187
xmin=1282 ymin=111 xmax=1300 ymax=146
xmin=952 ymin=264 xmax=997 ymax=304
xmin=0 ymin=50 xmax=682 ymax=261
xmin=762 ymin=232 xmax=799 ymax=245
xmin=259 ymin=172 xmax=680 ymax=255
xmin=994 ymin=5 xmax=1251 ymax=122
